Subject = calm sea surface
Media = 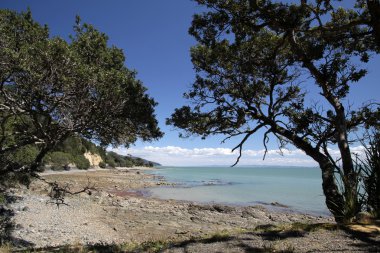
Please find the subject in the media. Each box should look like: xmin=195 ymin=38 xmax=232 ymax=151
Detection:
xmin=146 ymin=166 xmax=330 ymax=216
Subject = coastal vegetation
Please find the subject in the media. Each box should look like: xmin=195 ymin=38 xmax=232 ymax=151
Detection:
xmin=168 ymin=0 xmax=380 ymax=223
xmin=0 ymin=9 xmax=162 ymax=189
xmin=42 ymin=136 xmax=158 ymax=171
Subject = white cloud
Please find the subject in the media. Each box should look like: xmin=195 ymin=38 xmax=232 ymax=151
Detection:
xmin=108 ymin=145 xmax=366 ymax=167
xmin=350 ymin=145 xmax=365 ymax=154
xmin=108 ymin=145 xmax=317 ymax=167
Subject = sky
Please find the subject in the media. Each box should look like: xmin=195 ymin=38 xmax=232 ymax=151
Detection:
xmin=1 ymin=0 xmax=379 ymax=166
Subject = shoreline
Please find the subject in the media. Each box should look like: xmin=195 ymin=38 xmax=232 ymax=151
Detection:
xmin=39 ymin=166 xmax=157 ymax=176
xmin=8 ymin=167 xmax=378 ymax=252
xmin=146 ymin=184 xmax=332 ymax=218
xmin=144 ymin=168 xmax=331 ymax=217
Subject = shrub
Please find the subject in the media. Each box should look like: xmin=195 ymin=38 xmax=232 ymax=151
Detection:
xmin=123 ymin=159 xmax=134 ymax=168
xmin=106 ymin=158 xmax=117 ymax=168
xmin=99 ymin=161 xmax=107 ymax=168
xmin=72 ymin=155 xmax=90 ymax=170
xmin=44 ymin=152 xmax=73 ymax=168
xmin=134 ymin=158 xmax=145 ymax=166
xmin=8 ymin=145 xmax=40 ymax=166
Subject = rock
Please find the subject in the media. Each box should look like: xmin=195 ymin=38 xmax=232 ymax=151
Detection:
xmin=188 ymin=203 xmax=234 ymax=213
xmin=270 ymin=202 xmax=289 ymax=208
xmin=175 ymin=230 xmax=189 ymax=235
xmin=356 ymin=212 xmax=374 ymax=224
xmin=15 ymin=224 xmax=23 ymax=229
xmin=190 ymin=216 xmax=202 ymax=222
xmin=212 ymin=204 xmax=235 ymax=213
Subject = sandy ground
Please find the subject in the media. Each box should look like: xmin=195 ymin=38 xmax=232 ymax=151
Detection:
xmin=8 ymin=167 xmax=380 ymax=252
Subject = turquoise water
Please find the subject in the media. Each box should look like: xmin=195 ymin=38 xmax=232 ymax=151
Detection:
xmin=146 ymin=166 xmax=330 ymax=216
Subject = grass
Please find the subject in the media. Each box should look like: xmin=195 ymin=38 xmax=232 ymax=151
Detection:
xmin=12 ymin=240 xmax=170 ymax=253
xmin=253 ymin=222 xmax=339 ymax=234
xmin=203 ymin=230 xmax=231 ymax=242
xmin=0 ymin=243 xmax=13 ymax=253
xmin=11 ymin=229 xmax=234 ymax=253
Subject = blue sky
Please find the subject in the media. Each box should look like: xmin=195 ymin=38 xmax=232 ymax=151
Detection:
xmin=1 ymin=0 xmax=379 ymax=166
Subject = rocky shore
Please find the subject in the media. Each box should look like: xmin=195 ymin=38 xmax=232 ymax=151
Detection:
xmin=7 ymin=167 xmax=380 ymax=252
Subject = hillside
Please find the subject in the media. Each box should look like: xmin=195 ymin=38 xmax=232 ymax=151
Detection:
xmin=10 ymin=135 xmax=160 ymax=171
xmin=46 ymin=136 xmax=161 ymax=170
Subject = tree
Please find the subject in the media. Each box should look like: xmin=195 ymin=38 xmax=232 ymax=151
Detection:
xmin=168 ymin=0 xmax=379 ymax=223
xmin=0 ymin=10 xmax=163 ymax=187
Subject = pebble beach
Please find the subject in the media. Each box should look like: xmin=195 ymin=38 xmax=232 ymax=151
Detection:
xmin=8 ymin=167 xmax=380 ymax=252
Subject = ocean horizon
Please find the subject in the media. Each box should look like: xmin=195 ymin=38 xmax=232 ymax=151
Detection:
xmin=146 ymin=165 xmax=330 ymax=216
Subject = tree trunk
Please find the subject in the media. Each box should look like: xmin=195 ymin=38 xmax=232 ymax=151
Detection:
xmin=275 ymin=127 xmax=347 ymax=223
xmin=29 ymin=146 xmax=50 ymax=173
xmin=318 ymin=159 xmax=345 ymax=223
xmin=334 ymin=104 xmax=359 ymax=222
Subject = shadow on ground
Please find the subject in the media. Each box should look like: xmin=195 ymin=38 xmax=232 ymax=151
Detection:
xmin=9 ymin=222 xmax=380 ymax=253
xmin=1 ymin=194 xmax=35 ymax=248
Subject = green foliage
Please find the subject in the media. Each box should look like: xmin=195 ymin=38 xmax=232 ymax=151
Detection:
xmin=8 ymin=145 xmax=40 ymax=166
xmin=105 ymin=156 xmax=117 ymax=168
xmin=72 ymin=155 xmax=90 ymax=170
xmin=98 ymin=161 xmax=106 ymax=169
xmin=361 ymin=131 xmax=380 ymax=218
xmin=81 ymin=138 xmax=104 ymax=156
xmin=42 ymin=136 xmax=105 ymax=170
xmin=133 ymin=157 xmax=145 ymax=167
xmin=0 ymin=193 xmax=5 ymax=205
xmin=103 ymin=151 xmax=156 ymax=168
xmin=44 ymin=152 xmax=73 ymax=171
xmin=0 ymin=9 xmax=162 ymax=187
xmin=40 ymin=135 xmax=158 ymax=170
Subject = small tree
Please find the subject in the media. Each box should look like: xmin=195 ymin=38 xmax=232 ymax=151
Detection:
xmin=0 ymin=10 xmax=162 ymax=186
xmin=168 ymin=0 xmax=379 ymax=223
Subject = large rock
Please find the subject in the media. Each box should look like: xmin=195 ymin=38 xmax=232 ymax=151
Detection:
xmin=84 ymin=152 xmax=103 ymax=166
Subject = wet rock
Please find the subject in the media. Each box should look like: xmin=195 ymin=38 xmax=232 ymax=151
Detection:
xmin=270 ymin=202 xmax=289 ymax=208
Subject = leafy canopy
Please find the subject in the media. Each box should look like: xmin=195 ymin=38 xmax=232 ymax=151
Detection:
xmin=0 ymin=10 xmax=163 ymax=177
xmin=168 ymin=0 xmax=379 ymax=163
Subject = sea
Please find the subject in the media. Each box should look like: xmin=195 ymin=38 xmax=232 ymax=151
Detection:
xmin=145 ymin=166 xmax=330 ymax=216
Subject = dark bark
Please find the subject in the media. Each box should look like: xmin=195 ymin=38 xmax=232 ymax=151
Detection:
xmin=29 ymin=132 xmax=70 ymax=174
xmin=276 ymin=126 xmax=346 ymax=222
xmin=288 ymin=31 xmax=358 ymax=221
xmin=367 ymin=0 xmax=380 ymax=50
xmin=335 ymin=107 xmax=360 ymax=220
xmin=29 ymin=146 xmax=50 ymax=174
xmin=319 ymin=160 xmax=345 ymax=222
